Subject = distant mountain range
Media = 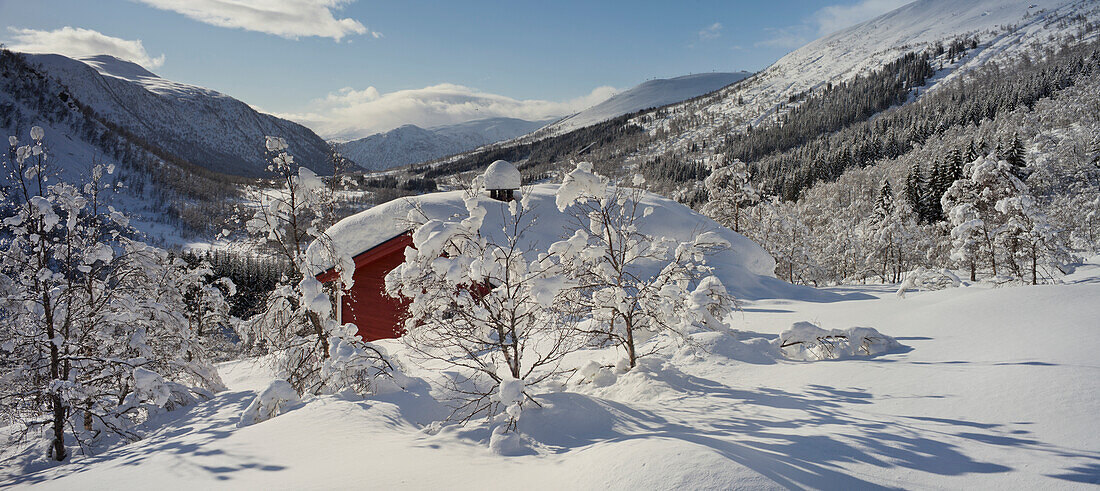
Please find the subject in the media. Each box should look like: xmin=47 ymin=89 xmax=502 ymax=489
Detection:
xmin=336 ymin=73 xmax=756 ymax=171
xmin=336 ymin=117 xmax=553 ymax=171
xmin=23 ymin=53 xmax=335 ymax=177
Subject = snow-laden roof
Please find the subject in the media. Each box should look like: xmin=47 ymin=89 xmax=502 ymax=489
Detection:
xmin=309 ymin=184 xmax=835 ymax=301
xmin=481 ymin=160 xmax=521 ymax=189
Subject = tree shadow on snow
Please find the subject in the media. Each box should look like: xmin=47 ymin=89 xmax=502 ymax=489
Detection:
xmin=517 ymin=363 xmax=1099 ymax=488
xmin=8 ymin=390 xmax=287 ymax=486
xmin=1047 ymin=462 xmax=1100 ymax=484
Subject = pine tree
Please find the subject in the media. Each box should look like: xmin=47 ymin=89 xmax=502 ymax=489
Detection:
xmin=904 ymin=163 xmax=926 ymax=221
xmin=949 ymin=148 xmax=964 ymax=182
xmin=877 ymin=179 xmax=894 ymax=219
xmin=924 ymin=160 xmax=947 ymax=222
xmin=1004 ymin=134 xmax=1028 ymax=180
xmin=965 ymin=140 xmax=980 ymax=163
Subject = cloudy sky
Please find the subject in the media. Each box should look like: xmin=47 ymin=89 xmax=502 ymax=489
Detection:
xmin=0 ymin=0 xmax=910 ymax=140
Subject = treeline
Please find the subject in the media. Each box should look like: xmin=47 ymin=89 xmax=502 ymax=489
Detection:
xmin=703 ymin=35 xmax=1100 ymax=287
xmin=747 ymin=36 xmax=1100 ymax=199
xmin=180 ymin=249 xmax=290 ymax=319
xmin=723 ymin=51 xmax=936 ymax=166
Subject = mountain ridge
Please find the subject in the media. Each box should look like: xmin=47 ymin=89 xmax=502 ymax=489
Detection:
xmin=336 ymin=117 xmax=553 ymax=172
xmin=24 ymin=53 xmax=337 ymax=177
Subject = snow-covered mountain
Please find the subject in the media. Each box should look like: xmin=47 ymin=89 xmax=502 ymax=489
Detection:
xmin=635 ymin=0 xmax=1100 ymax=153
xmin=337 ymin=117 xmax=552 ymax=171
xmin=541 ymin=72 xmax=752 ymax=136
xmin=423 ymin=0 xmax=1098 ymax=189
xmin=23 ymin=53 xmax=335 ymax=177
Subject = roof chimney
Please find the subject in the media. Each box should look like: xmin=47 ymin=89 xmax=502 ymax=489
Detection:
xmin=481 ymin=160 xmax=521 ymax=202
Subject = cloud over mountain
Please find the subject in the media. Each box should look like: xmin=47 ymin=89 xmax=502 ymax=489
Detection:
xmin=5 ymin=26 xmax=165 ymax=69
xmin=284 ymin=83 xmax=618 ymax=140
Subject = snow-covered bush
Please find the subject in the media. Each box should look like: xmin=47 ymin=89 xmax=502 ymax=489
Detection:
xmin=242 ymin=137 xmax=399 ymax=397
xmin=576 ymin=360 xmax=618 ymax=387
xmin=777 ymin=322 xmax=901 ymax=361
xmin=0 ymin=128 xmax=226 ymax=463
xmin=896 ymin=266 xmax=963 ymax=297
xmin=238 ymin=379 xmax=300 ymax=427
xmin=385 ymin=185 xmax=579 ymax=422
xmin=552 ymin=163 xmax=736 ymax=369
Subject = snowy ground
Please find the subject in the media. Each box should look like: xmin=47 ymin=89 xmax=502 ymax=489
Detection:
xmin=5 ymin=260 xmax=1100 ymax=489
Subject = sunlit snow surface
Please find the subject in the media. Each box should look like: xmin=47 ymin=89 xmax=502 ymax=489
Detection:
xmin=6 ymin=258 xmax=1100 ymax=489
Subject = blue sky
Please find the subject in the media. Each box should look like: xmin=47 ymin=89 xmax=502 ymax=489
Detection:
xmin=0 ymin=0 xmax=909 ymax=138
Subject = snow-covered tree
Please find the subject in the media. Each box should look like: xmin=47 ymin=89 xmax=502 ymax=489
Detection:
xmin=242 ymin=137 xmax=397 ymax=397
xmin=385 ymin=188 xmax=578 ymax=422
xmin=942 ymin=156 xmax=1025 ymax=280
xmin=0 ymin=128 xmax=224 ymax=463
xmin=748 ymin=197 xmax=815 ymax=285
xmin=866 ymin=187 xmax=921 ymax=283
xmin=702 ymin=155 xmax=759 ymax=232
xmin=995 ymin=194 xmax=1073 ymax=284
xmin=552 ymin=163 xmax=736 ymax=368
xmin=177 ymin=257 xmax=238 ymax=360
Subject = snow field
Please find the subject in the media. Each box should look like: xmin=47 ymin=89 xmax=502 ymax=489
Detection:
xmin=10 ymin=258 xmax=1099 ymax=489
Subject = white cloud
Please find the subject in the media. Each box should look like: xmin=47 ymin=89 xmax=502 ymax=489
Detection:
xmin=813 ymin=0 xmax=911 ymax=35
xmin=282 ymin=83 xmax=619 ymax=141
xmin=698 ymin=22 xmax=723 ymax=40
xmin=133 ymin=0 xmax=374 ymax=41
xmin=758 ymin=0 xmax=910 ymax=50
xmin=5 ymin=26 xmax=165 ymax=69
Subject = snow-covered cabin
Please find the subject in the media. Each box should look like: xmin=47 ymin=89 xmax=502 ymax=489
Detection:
xmin=311 ymin=161 xmax=818 ymax=341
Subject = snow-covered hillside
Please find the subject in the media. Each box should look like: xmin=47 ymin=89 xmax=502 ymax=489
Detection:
xmin=24 ymin=53 xmax=335 ymax=177
xmin=637 ymin=0 xmax=1100 ymax=154
xmin=540 ymin=72 xmax=751 ymax=136
xmin=10 ymin=258 xmax=1099 ymax=489
xmin=0 ymin=49 xmax=242 ymax=243
xmin=337 ymin=117 xmax=552 ymax=171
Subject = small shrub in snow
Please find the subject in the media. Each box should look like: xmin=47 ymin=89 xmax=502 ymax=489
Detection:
xmin=896 ymin=266 xmax=963 ymax=297
xmin=238 ymin=380 xmax=301 ymax=427
xmin=577 ymin=361 xmax=618 ymax=387
xmin=488 ymin=425 xmax=528 ymax=456
xmin=777 ymin=322 xmax=901 ymax=361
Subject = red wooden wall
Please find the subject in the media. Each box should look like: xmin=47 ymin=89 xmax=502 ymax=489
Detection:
xmin=318 ymin=233 xmax=412 ymax=341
